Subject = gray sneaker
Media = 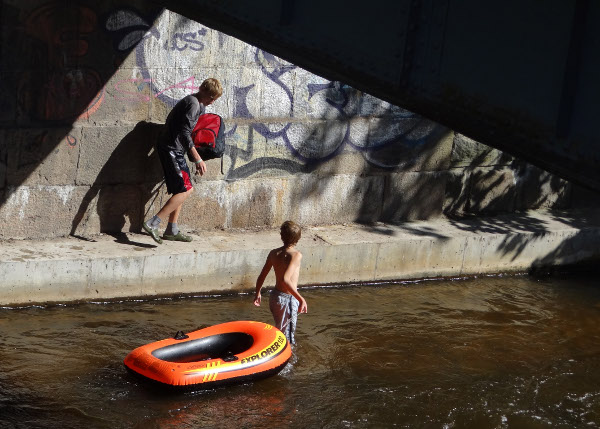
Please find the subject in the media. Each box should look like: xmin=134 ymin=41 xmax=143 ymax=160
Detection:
xmin=143 ymin=221 xmax=163 ymax=244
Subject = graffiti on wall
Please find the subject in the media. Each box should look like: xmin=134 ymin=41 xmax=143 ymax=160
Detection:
xmin=7 ymin=4 xmax=443 ymax=166
xmin=226 ymin=48 xmax=444 ymax=177
xmin=102 ymin=9 xmax=444 ymax=178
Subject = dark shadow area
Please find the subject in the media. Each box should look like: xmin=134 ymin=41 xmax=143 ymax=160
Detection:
xmin=107 ymin=232 xmax=157 ymax=248
xmin=343 ymin=108 xmax=600 ymax=267
xmin=70 ymin=121 xmax=165 ymax=243
xmin=440 ymin=152 xmax=600 ymax=264
xmin=0 ymin=1 xmax=164 ymax=212
xmin=478 ymin=210 xmax=600 ymax=266
xmin=355 ymin=103 xmax=455 ymax=228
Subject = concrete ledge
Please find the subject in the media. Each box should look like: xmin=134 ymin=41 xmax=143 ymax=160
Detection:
xmin=1 ymin=209 xmax=600 ymax=306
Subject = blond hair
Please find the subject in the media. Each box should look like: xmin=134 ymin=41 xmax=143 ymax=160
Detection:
xmin=199 ymin=78 xmax=223 ymax=99
xmin=280 ymin=220 xmax=301 ymax=247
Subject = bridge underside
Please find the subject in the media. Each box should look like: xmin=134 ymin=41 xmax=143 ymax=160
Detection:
xmin=153 ymin=0 xmax=599 ymax=191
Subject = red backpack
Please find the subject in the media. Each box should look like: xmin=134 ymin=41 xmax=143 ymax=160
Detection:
xmin=191 ymin=113 xmax=225 ymax=161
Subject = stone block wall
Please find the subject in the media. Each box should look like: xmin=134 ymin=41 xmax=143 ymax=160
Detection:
xmin=0 ymin=2 xmax=595 ymax=240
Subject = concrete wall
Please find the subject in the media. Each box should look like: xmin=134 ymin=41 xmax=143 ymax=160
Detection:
xmin=0 ymin=2 xmax=597 ymax=241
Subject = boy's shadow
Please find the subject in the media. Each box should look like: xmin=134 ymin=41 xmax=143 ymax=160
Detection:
xmin=70 ymin=121 xmax=165 ymax=247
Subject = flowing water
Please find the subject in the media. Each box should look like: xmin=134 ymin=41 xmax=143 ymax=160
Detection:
xmin=1 ymin=274 xmax=599 ymax=428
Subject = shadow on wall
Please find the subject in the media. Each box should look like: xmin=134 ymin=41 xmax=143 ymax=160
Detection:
xmin=70 ymin=122 xmax=165 ymax=240
xmin=0 ymin=1 xmax=163 ymax=211
xmin=338 ymin=119 xmax=600 ymax=267
xmin=262 ymin=86 xmax=456 ymax=227
xmin=455 ymin=210 xmax=600 ymax=264
xmin=358 ymin=113 xmax=452 ymax=225
xmin=368 ymin=135 xmax=573 ymax=233
xmin=371 ymin=140 xmax=600 ymax=266
xmin=530 ymin=211 xmax=600 ymax=272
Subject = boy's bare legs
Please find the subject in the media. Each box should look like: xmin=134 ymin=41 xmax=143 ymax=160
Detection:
xmin=160 ymin=189 xmax=193 ymax=242
xmin=144 ymin=189 xmax=193 ymax=243
xmin=167 ymin=203 xmax=183 ymax=224
xmin=156 ymin=189 xmax=192 ymax=221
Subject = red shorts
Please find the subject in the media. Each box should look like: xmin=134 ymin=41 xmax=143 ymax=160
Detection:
xmin=157 ymin=146 xmax=193 ymax=194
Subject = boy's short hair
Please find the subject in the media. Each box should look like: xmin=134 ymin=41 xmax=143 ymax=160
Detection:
xmin=280 ymin=220 xmax=301 ymax=247
xmin=200 ymin=78 xmax=223 ymax=99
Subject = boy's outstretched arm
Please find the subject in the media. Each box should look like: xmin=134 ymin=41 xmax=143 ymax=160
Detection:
xmin=254 ymin=252 xmax=273 ymax=306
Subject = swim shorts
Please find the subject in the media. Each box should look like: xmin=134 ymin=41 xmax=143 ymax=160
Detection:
xmin=157 ymin=146 xmax=193 ymax=194
xmin=269 ymin=289 xmax=299 ymax=345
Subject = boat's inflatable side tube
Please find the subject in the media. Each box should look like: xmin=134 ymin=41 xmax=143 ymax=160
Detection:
xmin=124 ymin=321 xmax=292 ymax=389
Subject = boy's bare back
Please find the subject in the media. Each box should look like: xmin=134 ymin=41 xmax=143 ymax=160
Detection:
xmin=254 ymin=220 xmax=307 ymax=314
xmin=269 ymin=246 xmax=302 ymax=294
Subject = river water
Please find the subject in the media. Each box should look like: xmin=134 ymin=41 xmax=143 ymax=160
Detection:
xmin=1 ymin=274 xmax=599 ymax=428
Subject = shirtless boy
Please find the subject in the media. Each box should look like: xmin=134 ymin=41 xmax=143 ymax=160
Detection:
xmin=254 ymin=220 xmax=307 ymax=344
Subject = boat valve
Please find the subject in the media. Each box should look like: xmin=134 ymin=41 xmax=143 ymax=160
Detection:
xmin=173 ymin=331 xmax=189 ymax=340
xmin=222 ymin=351 xmax=239 ymax=362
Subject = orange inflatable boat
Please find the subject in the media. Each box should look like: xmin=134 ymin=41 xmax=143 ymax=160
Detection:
xmin=124 ymin=321 xmax=291 ymax=389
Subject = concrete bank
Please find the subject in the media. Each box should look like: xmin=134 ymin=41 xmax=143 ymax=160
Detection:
xmin=1 ymin=209 xmax=600 ymax=306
